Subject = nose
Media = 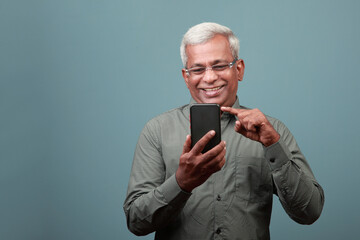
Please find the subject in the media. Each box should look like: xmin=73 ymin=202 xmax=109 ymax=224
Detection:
xmin=202 ymin=68 xmax=218 ymax=84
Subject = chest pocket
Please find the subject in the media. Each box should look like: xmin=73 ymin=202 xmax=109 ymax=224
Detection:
xmin=235 ymin=156 xmax=272 ymax=203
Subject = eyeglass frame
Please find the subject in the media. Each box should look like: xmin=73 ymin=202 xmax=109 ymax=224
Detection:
xmin=185 ymin=58 xmax=238 ymax=77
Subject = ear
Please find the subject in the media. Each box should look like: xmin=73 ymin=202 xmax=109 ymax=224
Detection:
xmin=236 ymin=59 xmax=245 ymax=82
xmin=182 ymin=68 xmax=190 ymax=88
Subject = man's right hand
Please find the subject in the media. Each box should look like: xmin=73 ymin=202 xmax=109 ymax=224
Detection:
xmin=175 ymin=131 xmax=226 ymax=192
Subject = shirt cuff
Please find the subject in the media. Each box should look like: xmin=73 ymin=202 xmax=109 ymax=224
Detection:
xmin=158 ymin=174 xmax=192 ymax=207
xmin=264 ymin=138 xmax=292 ymax=171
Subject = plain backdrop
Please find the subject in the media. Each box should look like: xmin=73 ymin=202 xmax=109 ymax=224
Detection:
xmin=1 ymin=0 xmax=359 ymax=239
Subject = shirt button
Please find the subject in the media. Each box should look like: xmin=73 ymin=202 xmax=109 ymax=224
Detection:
xmin=216 ymin=194 xmax=221 ymax=201
xmin=216 ymin=228 xmax=221 ymax=234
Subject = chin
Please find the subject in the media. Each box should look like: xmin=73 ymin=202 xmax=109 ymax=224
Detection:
xmin=202 ymin=99 xmax=224 ymax=106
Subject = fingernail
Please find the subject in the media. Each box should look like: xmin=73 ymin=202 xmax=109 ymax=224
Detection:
xmin=210 ymin=130 xmax=215 ymax=135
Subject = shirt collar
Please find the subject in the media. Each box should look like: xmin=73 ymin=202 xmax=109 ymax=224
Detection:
xmin=189 ymin=97 xmax=241 ymax=108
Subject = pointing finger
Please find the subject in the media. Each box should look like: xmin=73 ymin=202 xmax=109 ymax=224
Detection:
xmin=221 ymin=106 xmax=238 ymax=115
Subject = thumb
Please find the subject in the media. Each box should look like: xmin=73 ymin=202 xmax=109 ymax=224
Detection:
xmin=235 ymin=120 xmax=242 ymax=133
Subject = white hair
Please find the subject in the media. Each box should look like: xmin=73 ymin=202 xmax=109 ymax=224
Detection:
xmin=180 ymin=22 xmax=240 ymax=67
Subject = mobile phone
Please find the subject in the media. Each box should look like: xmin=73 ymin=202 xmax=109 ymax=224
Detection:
xmin=190 ymin=104 xmax=221 ymax=153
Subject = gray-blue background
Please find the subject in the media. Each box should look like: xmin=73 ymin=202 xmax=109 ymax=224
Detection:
xmin=1 ymin=0 xmax=359 ymax=239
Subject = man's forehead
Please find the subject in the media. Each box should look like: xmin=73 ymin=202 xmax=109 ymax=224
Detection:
xmin=185 ymin=35 xmax=232 ymax=66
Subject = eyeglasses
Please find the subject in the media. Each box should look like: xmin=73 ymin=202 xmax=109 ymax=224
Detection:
xmin=185 ymin=59 xmax=238 ymax=77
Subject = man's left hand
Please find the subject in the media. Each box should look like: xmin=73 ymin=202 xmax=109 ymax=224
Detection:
xmin=221 ymin=107 xmax=280 ymax=147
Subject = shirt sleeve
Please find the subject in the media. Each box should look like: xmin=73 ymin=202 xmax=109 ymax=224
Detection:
xmin=264 ymin=120 xmax=325 ymax=224
xmin=123 ymin=120 xmax=191 ymax=236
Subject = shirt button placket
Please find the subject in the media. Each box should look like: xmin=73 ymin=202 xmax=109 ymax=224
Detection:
xmin=216 ymin=194 xmax=221 ymax=201
xmin=214 ymin=163 xmax=225 ymax=239
xmin=214 ymin=193 xmax=223 ymax=239
xmin=214 ymin=227 xmax=222 ymax=240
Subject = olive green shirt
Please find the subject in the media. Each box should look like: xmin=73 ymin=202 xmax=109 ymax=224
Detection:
xmin=124 ymin=98 xmax=324 ymax=240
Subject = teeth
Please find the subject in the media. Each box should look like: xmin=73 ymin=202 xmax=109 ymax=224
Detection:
xmin=204 ymin=86 xmax=221 ymax=91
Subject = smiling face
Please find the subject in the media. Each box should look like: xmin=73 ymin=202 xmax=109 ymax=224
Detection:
xmin=182 ymin=34 xmax=245 ymax=107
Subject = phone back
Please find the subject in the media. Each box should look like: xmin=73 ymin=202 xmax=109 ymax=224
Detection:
xmin=190 ymin=104 xmax=221 ymax=153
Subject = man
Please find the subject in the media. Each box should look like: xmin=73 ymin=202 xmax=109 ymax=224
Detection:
xmin=124 ymin=22 xmax=324 ymax=240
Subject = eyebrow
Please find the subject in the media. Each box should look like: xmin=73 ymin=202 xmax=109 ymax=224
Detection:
xmin=188 ymin=59 xmax=228 ymax=68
